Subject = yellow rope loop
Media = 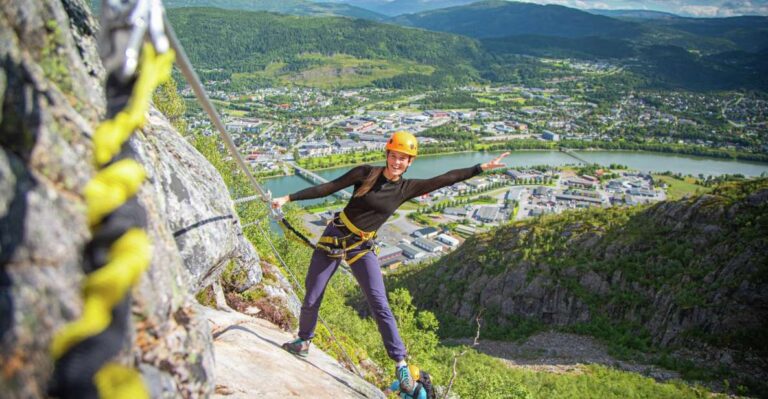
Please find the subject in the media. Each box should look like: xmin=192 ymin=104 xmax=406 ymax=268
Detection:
xmin=93 ymin=44 xmax=175 ymax=166
xmin=94 ymin=363 xmax=150 ymax=399
xmin=50 ymin=228 xmax=150 ymax=358
xmin=84 ymin=228 xmax=151 ymax=300
xmin=84 ymin=159 xmax=146 ymax=226
xmin=51 ymin=40 xmax=174 ymax=399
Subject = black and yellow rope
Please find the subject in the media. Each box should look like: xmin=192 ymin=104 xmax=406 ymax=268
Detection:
xmin=49 ymin=44 xmax=174 ymax=398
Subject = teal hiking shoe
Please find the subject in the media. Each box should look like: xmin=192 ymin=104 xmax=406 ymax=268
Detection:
xmin=282 ymin=338 xmax=310 ymax=357
xmin=396 ymin=365 xmax=415 ymax=394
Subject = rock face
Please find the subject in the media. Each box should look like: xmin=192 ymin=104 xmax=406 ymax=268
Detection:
xmin=140 ymin=109 xmax=263 ymax=293
xmin=0 ymin=0 xmax=297 ymax=397
xmin=405 ymin=181 xmax=768 ymax=370
xmin=205 ymin=306 xmax=386 ymax=399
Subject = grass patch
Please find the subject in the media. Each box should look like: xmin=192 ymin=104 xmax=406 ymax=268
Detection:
xmin=223 ymin=108 xmax=248 ymax=117
xmin=234 ymin=54 xmax=434 ymax=89
xmin=516 ymin=362 xmax=722 ymax=399
xmin=289 ymin=54 xmax=434 ymax=89
xmin=653 ymin=175 xmax=711 ymax=200
xmin=195 ymin=285 xmax=216 ymax=308
xmin=305 ymin=200 xmax=345 ymax=214
xmin=398 ymin=202 xmax=421 ymax=211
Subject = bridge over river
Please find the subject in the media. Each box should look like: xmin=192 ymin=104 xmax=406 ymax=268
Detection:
xmin=289 ymin=162 xmax=352 ymax=200
xmin=559 ymin=148 xmax=594 ymax=165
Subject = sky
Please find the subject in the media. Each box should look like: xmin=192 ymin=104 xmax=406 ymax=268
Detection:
xmin=518 ymin=0 xmax=768 ymax=16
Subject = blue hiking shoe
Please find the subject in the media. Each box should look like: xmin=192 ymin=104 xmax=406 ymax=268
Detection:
xmin=282 ymin=338 xmax=310 ymax=358
xmin=396 ymin=365 xmax=415 ymax=394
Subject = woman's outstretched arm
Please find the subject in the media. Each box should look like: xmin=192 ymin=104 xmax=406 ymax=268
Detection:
xmin=402 ymin=152 xmax=509 ymax=199
xmin=272 ymin=165 xmax=370 ymax=209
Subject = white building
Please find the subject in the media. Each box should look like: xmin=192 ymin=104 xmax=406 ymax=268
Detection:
xmin=398 ymin=243 xmax=426 ymax=260
xmin=413 ymin=238 xmax=443 ymax=253
xmin=436 ymin=234 xmax=460 ymax=247
xmin=474 ymin=206 xmax=503 ymax=223
xmin=412 ymin=227 xmax=440 ymax=238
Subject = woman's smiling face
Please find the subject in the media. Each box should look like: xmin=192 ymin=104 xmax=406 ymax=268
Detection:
xmin=385 ymin=150 xmax=413 ymax=179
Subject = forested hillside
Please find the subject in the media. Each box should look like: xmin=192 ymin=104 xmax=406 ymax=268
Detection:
xmin=165 ymin=0 xmax=384 ymax=20
xmin=166 ymin=7 xmax=493 ymax=89
xmin=644 ymin=16 xmax=768 ymax=52
xmin=91 ymin=0 xmax=385 ymax=20
xmin=167 ymin=6 xmax=768 ymax=91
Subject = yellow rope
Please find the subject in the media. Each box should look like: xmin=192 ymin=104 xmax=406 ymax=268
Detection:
xmin=93 ymin=44 xmax=175 ymax=167
xmin=95 ymin=363 xmax=150 ymax=398
xmin=84 ymin=159 xmax=146 ymax=226
xmin=51 ymin=42 xmax=174 ymax=399
xmin=50 ymin=228 xmax=151 ymax=358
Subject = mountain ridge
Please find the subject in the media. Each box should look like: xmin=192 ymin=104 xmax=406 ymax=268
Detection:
xmin=585 ymin=9 xmax=681 ymax=20
xmin=310 ymin=0 xmax=480 ymax=16
xmin=388 ymin=0 xmax=768 ymax=54
xmin=391 ymin=0 xmax=644 ymax=39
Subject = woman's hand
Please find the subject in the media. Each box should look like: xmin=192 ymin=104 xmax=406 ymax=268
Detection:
xmin=271 ymin=195 xmax=290 ymax=209
xmin=481 ymin=152 xmax=510 ymax=171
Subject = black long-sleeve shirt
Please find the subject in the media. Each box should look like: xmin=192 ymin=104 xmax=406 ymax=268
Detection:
xmin=289 ymin=164 xmax=483 ymax=232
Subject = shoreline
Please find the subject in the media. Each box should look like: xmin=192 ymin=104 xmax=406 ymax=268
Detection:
xmin=263 ymin=147 xmax=768 ymax=179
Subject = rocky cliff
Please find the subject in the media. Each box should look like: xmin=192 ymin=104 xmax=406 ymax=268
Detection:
xmin=0 ymin=1 xmax=380 ymax=397
xmin=397 ymin=179 xmax=767 ymax=384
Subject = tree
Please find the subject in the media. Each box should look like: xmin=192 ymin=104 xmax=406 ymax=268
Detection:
xmin=389 ymin=289 xmax=439 ymax=360
xmin=153 ymin=77 xmax=187 ymax=134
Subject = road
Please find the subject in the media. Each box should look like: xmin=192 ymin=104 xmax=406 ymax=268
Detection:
xmin=721 ymin=94 xmax=745 ymax=128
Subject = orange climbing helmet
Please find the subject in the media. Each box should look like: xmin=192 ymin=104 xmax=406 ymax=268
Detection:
xmin=385 ymin=131 xmax=418 ymax=157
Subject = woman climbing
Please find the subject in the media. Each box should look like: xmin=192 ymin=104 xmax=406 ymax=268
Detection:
xmin=271 ymin=131 xmax=509 ymax=395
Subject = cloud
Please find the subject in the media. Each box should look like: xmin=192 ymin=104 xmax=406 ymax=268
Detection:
xmin=518 ymin=0 xmax=768 ymax=16
xmin=588 ymin=2 xmax=614 ymax=9
xmin=677 ymin=4 xmax=722 ymax=16
xmin=518 ymin=0 xmax=624 ymax=10
xmin=717 ymin=0 xmax=768 ymax=16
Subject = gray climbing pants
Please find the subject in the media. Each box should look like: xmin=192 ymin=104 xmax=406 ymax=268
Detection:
xmin=298 ymin=222 xmax=407 ymax=361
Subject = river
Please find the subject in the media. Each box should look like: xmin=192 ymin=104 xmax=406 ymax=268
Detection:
xmin=262 ymin=150 xmax=768 ymax=205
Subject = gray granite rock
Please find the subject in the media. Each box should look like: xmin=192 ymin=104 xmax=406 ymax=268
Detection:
xmin=0 ymin=0 xmax=279 ymax=397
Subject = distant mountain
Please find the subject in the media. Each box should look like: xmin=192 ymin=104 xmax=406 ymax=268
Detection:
xmin=586 ymin=9 xmax=680 ymax=20
xmin=390 ymin=0 xmax=766 ymax=54
xmin=390 ymin=0 xmax=645 ymax=39
xmin=311 ymin=0 xmax=479 ymax=16
xmin=160 ymin=0 xmax=386 ymax=20
xmin=645 ymin=16 xmax=768 ymax=52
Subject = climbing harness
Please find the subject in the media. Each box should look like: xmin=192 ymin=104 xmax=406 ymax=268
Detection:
xmin=315 ymin=211 xmax=380 ymax=266
xmin=49 ymin=0 xmax=173 ymax=397
xmin=234 ymin=194 xmax=380 ymax=266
